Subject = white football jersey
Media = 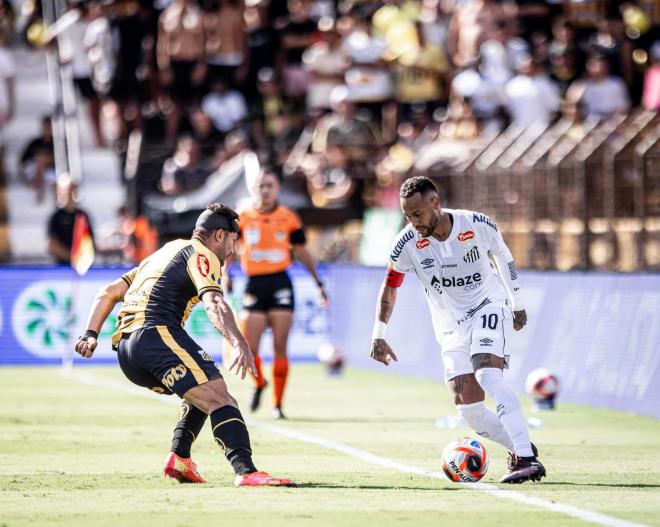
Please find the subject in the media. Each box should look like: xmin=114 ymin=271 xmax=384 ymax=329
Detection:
xmin=388 ymin=209 xmax=523 ymax=342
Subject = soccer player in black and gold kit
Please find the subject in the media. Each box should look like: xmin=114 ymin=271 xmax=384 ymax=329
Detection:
xmin=74 ymin=203 xmax=295 ymax=487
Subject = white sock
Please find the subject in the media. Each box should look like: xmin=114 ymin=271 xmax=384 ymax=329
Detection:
xmin=456 ymin=401 xmax=514 ymax=451
xmin=475 ymin=368 xmax=534 ymax=458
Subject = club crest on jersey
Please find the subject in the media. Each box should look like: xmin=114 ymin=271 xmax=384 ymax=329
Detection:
xmin=458 ymin=230 xmax=474 ymax=242
xmin=275 ymin=230 xmax=286 ymax=242
xmin=463 ymin=246 xmax=480 ymax=263
xmin=416 ymin=239 xmax=430 ymax=249
xmin=197 ymin=254 xmax=210 ymax=277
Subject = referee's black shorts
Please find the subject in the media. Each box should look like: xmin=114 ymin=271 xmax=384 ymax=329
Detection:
xmin=115 ymin=326 xmax=222 ymax=397
xmin=242 ymin=271 xmax=295 ymax=312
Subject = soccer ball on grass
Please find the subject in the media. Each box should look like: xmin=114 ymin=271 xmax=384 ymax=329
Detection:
xmin=441 ymin=437 xmax=489 ymax=483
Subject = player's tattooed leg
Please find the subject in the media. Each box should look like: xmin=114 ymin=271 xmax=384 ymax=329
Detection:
xmin=448 ymin=373 xmax=485 ymax=405
xmin=471 ymin=353 xmax=505 ymax=371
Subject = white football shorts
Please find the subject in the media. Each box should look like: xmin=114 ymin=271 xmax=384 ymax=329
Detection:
xmin=440 ymin=305 xmax=511 ymax=382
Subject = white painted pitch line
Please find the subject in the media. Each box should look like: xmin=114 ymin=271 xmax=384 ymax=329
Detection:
xmin=69 ymin=371 xmax=648 ymax=527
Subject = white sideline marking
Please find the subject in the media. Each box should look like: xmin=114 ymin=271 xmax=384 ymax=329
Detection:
xmin=69 ymin=372 xmax=647 ymax=527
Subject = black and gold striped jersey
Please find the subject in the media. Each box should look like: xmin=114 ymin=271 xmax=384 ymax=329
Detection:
xmin=112 ymin=239 xmax=223 ymax=346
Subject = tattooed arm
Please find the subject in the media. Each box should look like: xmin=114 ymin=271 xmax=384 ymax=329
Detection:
xmin=370 ymin=283 xmax=399 ymax=366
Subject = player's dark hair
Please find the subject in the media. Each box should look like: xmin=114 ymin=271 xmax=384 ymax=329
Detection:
xmin=192 ymin=202 xmax=240 ymax=240
xmin=399 ymin=176 xmax=438 ymax=199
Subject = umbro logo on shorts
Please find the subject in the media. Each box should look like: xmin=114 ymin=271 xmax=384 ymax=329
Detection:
xmin=420 ymin=258 xmax=435 ymax=269
xmin=479 ymin=338 xmax=494 ymax=347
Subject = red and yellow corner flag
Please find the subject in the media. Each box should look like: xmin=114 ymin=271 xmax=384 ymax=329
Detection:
xmin=71 ymin=212 xmax=95 ymax=276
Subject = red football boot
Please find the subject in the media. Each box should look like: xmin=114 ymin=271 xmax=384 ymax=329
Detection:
xmin=234 ymin=471 xmax=297 ymax=487
xmin=164 ymin=452 xmax=207 ymax=483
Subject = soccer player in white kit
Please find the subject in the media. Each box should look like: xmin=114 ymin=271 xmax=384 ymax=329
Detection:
xmin=371 ymin=176 xmax=546 ymax=484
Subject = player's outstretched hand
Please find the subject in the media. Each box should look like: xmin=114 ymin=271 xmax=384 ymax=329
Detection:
xmin=371 ymin=339 xmax=398 ymax=366
xmin=229 ymin=344 xmax=257 ymax=380
xmin=74 ymin=336 xmax=97 ymax=358
xmin=513 ymin=309 xmax=527 ymax=331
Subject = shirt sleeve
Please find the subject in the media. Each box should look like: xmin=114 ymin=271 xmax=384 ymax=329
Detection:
xmin=186 ymin=250 xmax=224 ymax=298
xmin=288 ymin=210 xmax=306 ymax=245
xmin=120 ymin=267 xmax=139 ymax=287
xmin=288 ymin=209 xmax=303 ymax=232
xmin=388 ymin=229 xmax=415 ymax=273
xmin=475 ymin=214 xmax=524 ymax=311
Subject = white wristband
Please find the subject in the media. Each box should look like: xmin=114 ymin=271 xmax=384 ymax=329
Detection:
xmin=372 ymin=321 xmax=387 ymax=340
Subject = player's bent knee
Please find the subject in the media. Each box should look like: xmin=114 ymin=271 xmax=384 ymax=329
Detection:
xmin=184 ymin=379 xmax=238 ymax=414
xmin=474 ymin=367 xmax=504 ymax=396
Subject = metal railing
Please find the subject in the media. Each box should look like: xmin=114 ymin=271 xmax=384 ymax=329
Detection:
xmin=429 ymin=111 xmax=660 ymax=271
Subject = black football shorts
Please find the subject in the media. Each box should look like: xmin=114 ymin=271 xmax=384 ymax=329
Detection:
xmin=242 ymin=271 xmax=295 ymax=312
xmin=115 ymin=326 xmax=222 ymax=397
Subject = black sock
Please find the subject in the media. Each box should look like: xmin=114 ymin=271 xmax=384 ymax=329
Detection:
xmin=210 ymin=405 xmax=257 ymax=475
xmin=171 ymin=401 xmax=207 ymax=458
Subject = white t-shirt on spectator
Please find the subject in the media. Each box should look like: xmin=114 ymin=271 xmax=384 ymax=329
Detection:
xmin=303 ymin=42 xmax=348 ymax=109
xmin=201 ymin=90 xmax=248 ymax=133
xmin=505 ymin=74 xmax=560 ymax=127
xmin=84 ymin=17 xmax=115 ymax=94
xmin=342 ymin=31 xmax=393 ymax=102
xmin=342 ymin=31 xmax=386 ymax=63
xmin=0 ymin=46 xmax=16 ymax=116
xmin=582 ymin=77 xmax=630 ymax=119
xmin=60 ymin=19 xmax=93 ymax=79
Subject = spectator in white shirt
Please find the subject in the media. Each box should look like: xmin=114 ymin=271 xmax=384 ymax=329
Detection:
xmin=505 ymin=55 xmax=560 ymax=127
xmin=567 ymin=53 xmax=630 ymax=120
xmin=0 ymin=24 xmax=14 ymax=184
xmin=0 ymin=25 xmax=15 ymax=131
xmin=201 ymin=78 xmax=248 ymax=134
xmin=303 ymin=17 xmax=348 ymax=111
xmin=60 ymin=4 xmax=104 ymax=147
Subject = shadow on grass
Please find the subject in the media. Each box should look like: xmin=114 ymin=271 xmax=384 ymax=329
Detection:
xmin=546 ymin=482 xmax=660 ymax=489
xmin=285 ymin=417 xmax=430 ymax=424
xmin=295 ymin=482 xmax=460 ymax=491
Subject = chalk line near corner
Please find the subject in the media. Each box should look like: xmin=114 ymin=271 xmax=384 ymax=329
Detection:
xmin=68 ymin=371 xmax=648 ymax=527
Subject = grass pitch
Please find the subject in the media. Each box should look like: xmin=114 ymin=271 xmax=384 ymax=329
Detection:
xmin=1 ymin=364 xmax=659 ymax=527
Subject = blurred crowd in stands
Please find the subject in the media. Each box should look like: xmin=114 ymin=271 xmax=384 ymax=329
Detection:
xmin=0 ymin=0 xmax=658 ymax=264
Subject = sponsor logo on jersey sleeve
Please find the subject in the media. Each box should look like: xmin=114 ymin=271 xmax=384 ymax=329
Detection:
xmin=458 ymin=230 xmax=475 ymax=242
xmin=508 ymin=261 xmax=518 ymax=280
xmin=197 ymin=254 xmax=210 ymax=277
xmin=472 ymin=214 xmax=498 ymax=231
xmin=390 ymin=230 xmax=414 ymax=262
xmin=416 ymin=239 xmax=430 ymax=249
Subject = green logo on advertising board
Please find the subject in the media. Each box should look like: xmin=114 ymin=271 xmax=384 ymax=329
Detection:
xmin=13 ymin=284 xmax=77 ymax=356
xmin=25 ymin=289 xmax=76 ymax=346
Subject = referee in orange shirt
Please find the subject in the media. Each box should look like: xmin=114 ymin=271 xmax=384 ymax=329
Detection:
xmin=228 ymin=167 xmax=328 ymax=419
